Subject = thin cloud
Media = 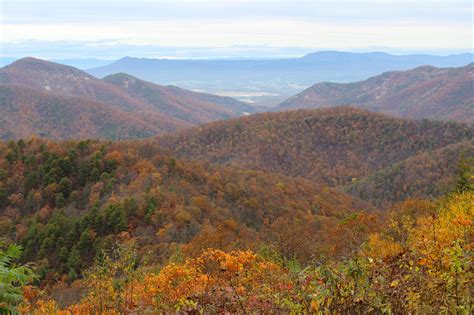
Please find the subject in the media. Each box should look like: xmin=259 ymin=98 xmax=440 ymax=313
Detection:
xmin=2 ymin=19 xmax=470 ymax=49
xmin=1 ymin=0 xmax=472 ymax=58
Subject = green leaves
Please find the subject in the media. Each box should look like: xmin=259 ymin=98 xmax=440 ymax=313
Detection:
xmin=0 ymin=242 xmax=37 ymax=312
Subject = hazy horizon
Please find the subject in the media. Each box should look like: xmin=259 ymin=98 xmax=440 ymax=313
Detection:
xmin=1 ymin=0 xmax=472 ymax=60
xmin=2 ymin=49 xmax=474 ymax=64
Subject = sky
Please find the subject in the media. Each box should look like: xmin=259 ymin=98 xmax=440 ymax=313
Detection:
xmin=0 ymin=0 xmax=472 ymax=59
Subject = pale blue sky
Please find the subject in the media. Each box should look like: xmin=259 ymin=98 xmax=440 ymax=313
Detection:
xmin=1 ymin=0 xmax=472 ymax=59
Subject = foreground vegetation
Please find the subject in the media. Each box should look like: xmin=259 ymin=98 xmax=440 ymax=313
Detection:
xmin=13 ymin=190 xmax=472 ymax=314
xmin=0 ymin=138 xmax=472 ymax=313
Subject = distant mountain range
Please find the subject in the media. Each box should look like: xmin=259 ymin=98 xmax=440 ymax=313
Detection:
xmin=86 ymin=51 xmax=473 ymax=105
xmin=0 ymin=58 xmax=255 ymax=140
xmin=279 ymin=63 xmax=474 ymax=123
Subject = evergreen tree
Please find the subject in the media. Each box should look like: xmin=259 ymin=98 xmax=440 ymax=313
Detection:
xmin=455 ymin=154 xmax=473 ymax=193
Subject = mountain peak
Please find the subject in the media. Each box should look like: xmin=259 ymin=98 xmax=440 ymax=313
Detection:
xmin=10 ymin=56 xmax=45 ymax=65
xmin=7 ymin=57 xmax=76 ymax=71
xmin=118 ymin=56 xmax=135 ymax=61
xmin=3 ymin=57 xmax=94 ymax=82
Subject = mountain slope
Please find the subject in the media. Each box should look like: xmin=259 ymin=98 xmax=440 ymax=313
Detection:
xmin=279 ymin=63 xmax=474 ymax=123
xmin=156 ymin=107 xmax=474 ymax=186
xmin=0 ymin=58 xmax=255 ymax=139
xmin=0 ymin=85 xmax=172 ymax=140
xmin=103 ymin=73 xmax=255 ymax=124
xmin=343 ymin=140 xmax=474 ymax=206
xmin=0 ymin=57 xmax=150 ymax=112
xmin=0 ymin=138 xmax=375 ymax=278
xmin=87 ymin=52 xmax=473 ymax=105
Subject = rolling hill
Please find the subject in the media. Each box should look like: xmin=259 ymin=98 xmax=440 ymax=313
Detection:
xmin=156 ymin=107 xmax=474 ymax=187
xmin=279 ymin=63 xmax=474 ymax=123
xmin=343 ymin=140 xmax=474 ymax=205
xmin=0 ymin=58 xmax=254 ymax=140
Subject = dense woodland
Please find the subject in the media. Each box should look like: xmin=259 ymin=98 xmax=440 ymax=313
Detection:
xmin=344 ymin=140 xmax=474 ymax=205
xmin=157 ymin=107 xmax=473 ymax=193
xmin=0 ymin=134 xmax=472 ymax=313
xmin=0 ymin=138 xmax=373 ymax=280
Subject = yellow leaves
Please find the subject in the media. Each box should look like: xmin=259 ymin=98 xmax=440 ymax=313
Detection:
xmin=31 ymin=300 xmax=59 ymax=314
xmin=8 ymin=193 xmax=24 ymax=206
xmin=390 ymin=280 xmax=399 ymax=287
xmin=366 ymin=234 xmax=403 ymax=259
xmin=104 ymin=150 xmax=124 ymax=165
xmin=276 ymin=182 xmax=286 ymax=190
xmin=156 ymin=223 xmax=173 ymax=239
xmin=236 ymin=285 xmax=246 ymax=295
xmin=128 ymin=160 xmax=161 ymax=192
xmin=174 ymin=207 xmax=193 ymax=224
xmin=133 ymin=160 xmax=156 ymax=175
xmin=125 ymin=249 xmax=281 ymax=311
xmin=140 ymin=262 xmax=213 ymax=308
xmin=410 ymin=192 xmax=473 ymax=268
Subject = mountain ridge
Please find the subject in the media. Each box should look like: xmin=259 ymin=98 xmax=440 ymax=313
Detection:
xmin=278 ymin=63 xmax=474 ymax=123
xmin=0 ymin=57 xmax=255 ymax=139
xmin=155 ymin=107 xmax=474 ymax=188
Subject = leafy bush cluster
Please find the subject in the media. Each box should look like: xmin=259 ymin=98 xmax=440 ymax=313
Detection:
xmin=20 ymin=190 xmax=473 ymax=314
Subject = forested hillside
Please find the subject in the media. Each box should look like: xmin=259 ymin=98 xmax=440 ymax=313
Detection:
xmin=0 ymin=58 xmax=157 ymax=112
xmin=0 ymin=138 xmax=374 ymax=286
xmin=279 ymin=63 xmax=474 ymax=123
xmin=156 ymin=108 xmax=474 ymax=187
xmin=344 ymin=140 xmax=474 ymax=205
xmin=18 ymin=187 xmax=474 ymax=314
xmin=0 ymin=112 xmax=472 ymax=314
xmin=103 ymin=73 xmax=254 ymax=124
xmin=0 ymin=58 xmax=254 ymax=140
xmin=0 ymin=85 xmax=183 ymax=140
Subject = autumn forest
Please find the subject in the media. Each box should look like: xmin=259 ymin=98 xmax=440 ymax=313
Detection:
xmin=1 ymin=110 xmax=472 ymax=313
xmin=0 ymin=8 xmax=473 ymax=313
